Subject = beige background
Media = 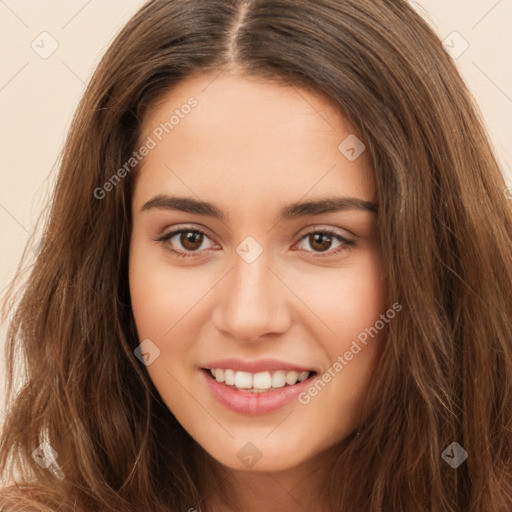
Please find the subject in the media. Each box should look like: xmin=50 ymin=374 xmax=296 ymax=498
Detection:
xmin=1 ymin=0 xmax=512 ymax=425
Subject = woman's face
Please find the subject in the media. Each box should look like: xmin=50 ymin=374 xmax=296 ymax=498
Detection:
xmin=129 ymin=70 xmax=388 ymax=473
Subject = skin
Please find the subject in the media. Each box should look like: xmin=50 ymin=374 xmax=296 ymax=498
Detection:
xmin=129 ymin=69 xmax=388 ymax=511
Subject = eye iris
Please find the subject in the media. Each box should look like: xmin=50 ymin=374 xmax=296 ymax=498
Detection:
xmin=310 ymin=233 xmax=332 ymax=252
xmin=180 ymin=231 xmax=203 ymax=251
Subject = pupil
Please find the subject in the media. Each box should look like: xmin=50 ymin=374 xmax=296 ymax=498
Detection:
xmin=181 ymin=231 xmax=202 ymax=250
xmin=311 ymin=233 xmax=331 ymax=252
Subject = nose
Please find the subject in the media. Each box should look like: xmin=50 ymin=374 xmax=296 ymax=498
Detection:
xmin=211 ymin=248 xmax=292 ymax=343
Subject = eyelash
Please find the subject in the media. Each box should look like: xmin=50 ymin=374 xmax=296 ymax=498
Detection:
xmin=155 ymin=226 xmax=355 ymax=259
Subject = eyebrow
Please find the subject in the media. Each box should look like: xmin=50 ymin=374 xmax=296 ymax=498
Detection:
xmin=140 ymin=195 xmax=377 ymax=220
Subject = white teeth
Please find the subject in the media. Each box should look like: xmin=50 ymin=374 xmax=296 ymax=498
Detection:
xmin=285 ymin=371 xmax=299 ymax=385
xmin=209 ymin=368 xmax=312 ymax=391
xmin=234 ymin=371 xmax=252 ymax=389
xmin=297 ymin=371 xmax=309 ymax=382
xmin=271 ymin=370 xmax=286 ymax=388
xmin=224 ymin=369 xmax=235 ymax=386
xmin=253 ymin=371 xmax=272 ymax=389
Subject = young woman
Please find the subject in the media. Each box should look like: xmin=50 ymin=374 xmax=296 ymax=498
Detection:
xmin=1 ymin=0 xmax=511 ymax=510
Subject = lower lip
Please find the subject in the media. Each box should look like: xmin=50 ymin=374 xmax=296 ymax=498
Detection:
xmin=201 ymin=369 xmax=316 ymax=415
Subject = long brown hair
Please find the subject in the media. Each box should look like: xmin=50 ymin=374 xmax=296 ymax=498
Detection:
xmin=1 ymin=0 xmax=512 ymax=510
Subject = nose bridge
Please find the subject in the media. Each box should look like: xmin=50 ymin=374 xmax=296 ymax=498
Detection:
xmin=212 ymin=244 xmax=290 ymax=341
xmin=233 ymin=251 xmax=270 ymax=308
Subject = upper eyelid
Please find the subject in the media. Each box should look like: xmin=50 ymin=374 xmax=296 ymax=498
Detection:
xmin=159 ymin=224 xmax=218 ymax=244
xmin=158 ymin=225 xmax=353 ymax=252
xmin=159 ymin=224 xmax=353 ymax=242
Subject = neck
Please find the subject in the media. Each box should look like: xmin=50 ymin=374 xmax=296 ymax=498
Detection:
xmin=193 ymin=442 xmax=345 ymax=512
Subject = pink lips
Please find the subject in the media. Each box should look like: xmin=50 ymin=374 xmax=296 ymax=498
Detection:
xmin=200 ymin=358 xmax=317 ymax=415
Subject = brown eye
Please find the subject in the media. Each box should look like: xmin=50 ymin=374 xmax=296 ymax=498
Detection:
xmin=157 ymin=227 xmax=216 ymax=258
xmin=296 ymin=229 xmax=354 ymax=256
xmin=180 ymin=231 xmax=204 ymax=251
xmin=308 ymin=233 xmax=333 ymax=252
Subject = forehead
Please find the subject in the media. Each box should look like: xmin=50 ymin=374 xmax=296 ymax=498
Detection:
xmin=136 ymin=71 xmax=375 ymax=205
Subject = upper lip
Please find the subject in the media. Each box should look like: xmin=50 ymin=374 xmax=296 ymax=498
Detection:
xmin=202 ymin=358 xmax=315 ymax=374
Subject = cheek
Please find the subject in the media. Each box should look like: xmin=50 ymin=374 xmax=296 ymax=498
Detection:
xmin=286 ymin=249 xmax=387 ymax=344
xmin=128 ymin=242 xmax=202 ymax=410
xmin=294 ymin=250 xmax=388 ymax=427
xmin=338 ymin=258 xmax=387 ymax=337
xmin=128 ymin=238 xmax=210 ymax=339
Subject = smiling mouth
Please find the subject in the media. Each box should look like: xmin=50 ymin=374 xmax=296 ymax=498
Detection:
xmin=202 ymin=368 xmax=317 ymax=393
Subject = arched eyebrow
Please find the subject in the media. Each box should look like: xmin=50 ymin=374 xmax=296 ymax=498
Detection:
xmin=140 ymin=195 xmax=378 ymax=220
xmin=277 ymin=197 xmax=377 ymax=220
